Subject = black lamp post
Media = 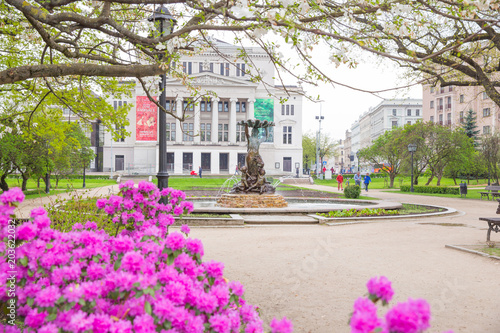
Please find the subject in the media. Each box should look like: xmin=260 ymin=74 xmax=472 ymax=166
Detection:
xmin=149 ymin=6 xmax=176 ymax=199
xmin=408 ymin=143 xmax=417 ymax=192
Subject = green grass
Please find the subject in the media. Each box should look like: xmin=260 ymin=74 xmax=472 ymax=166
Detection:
xmin=480 ymin=247 xmax=500 ymax=257
xmin=168 ymin=177 xmax=235 ymax=190
xmin=389 ymin=188 xmax=488 ymax=200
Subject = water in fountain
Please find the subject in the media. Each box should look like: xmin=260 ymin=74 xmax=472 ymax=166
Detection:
xmin=216 ymin=175 xmax=239 ymax=200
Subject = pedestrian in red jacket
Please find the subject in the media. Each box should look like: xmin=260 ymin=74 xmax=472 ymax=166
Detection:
xmin=336 ymin=173 xmax=344 ymax=191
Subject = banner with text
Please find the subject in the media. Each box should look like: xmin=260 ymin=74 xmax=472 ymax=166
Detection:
xmin=136 ymin=96 xmax=157 ymax=141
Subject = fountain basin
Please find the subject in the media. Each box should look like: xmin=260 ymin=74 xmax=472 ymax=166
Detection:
xmin=191 ymin=197 xmax=402 ymax=214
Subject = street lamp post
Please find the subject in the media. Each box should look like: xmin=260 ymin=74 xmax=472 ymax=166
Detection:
xmin=315 ymin=104 xmax=324 ymax=176
xmin=149 ymin=6 xmax=176 ymax=200
xmin=408 ymin=144 xmax=417 ymax=193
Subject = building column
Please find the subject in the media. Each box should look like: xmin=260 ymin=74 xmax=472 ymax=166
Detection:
xmin=175 ymin=98 xmax=183 ymax=144
xmin=212 ymin=98 xmax=219 ymax=144
xmin=194 ymin=101 xmax=201 ymax=144
xmin=229 ymin=98 xmax=237 ymax=143
xmin=248 ymin=98 xmax=255 ymax=120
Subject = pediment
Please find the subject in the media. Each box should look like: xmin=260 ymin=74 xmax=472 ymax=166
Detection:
xmin=166 ymin=72 xmax=258 ymax=87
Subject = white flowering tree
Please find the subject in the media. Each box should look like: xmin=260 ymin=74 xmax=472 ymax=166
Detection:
xmin=2 ymin=0 xmax=500 ymax=124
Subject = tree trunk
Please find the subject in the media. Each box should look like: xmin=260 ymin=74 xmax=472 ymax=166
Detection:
xmin=0 ymin=174 xmax=9 ymax=191
xmin=436 ymin=174 xmax=442 ymax=186
xmin=414 ymin=175 xmax=419 ymax=185
xmin=21 ymin=176 xmax=28 ymax=191
xmin=55 ymin=176 xmax=60 ymax=189
xmin=389 ymin=174 xmax=395 ymax=188
xmin=452 ymin=177 xmax=457 ymax=185
xmin=425 ymin=174 xmax=434 ymax=186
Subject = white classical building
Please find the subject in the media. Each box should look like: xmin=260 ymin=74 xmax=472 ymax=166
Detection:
xmin=92 ymin=39 xmax=303 ymax=176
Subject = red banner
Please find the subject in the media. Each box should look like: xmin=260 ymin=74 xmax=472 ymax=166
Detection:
xmin=136 ymin=96 xmax=157 ymax=141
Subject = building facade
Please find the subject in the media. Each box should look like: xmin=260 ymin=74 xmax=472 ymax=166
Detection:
xmin=422 ymin=84 xmax=499 ymax=135
xmin=92 ymin=40 xmax=303 ymax=175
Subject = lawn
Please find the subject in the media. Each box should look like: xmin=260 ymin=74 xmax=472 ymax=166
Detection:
xmin=4 ymin=178 xmax=118 ymax=200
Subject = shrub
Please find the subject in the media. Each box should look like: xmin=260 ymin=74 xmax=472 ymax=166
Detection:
xmin=0 ymin=184 xmax=291 ymax=333
xmin=344 ymin=185 xmax=361 ymax=198
xmin=318 ymin=208 xmax=399 ymax=218
xmin=400 ymin=185 xmax=459 ymax=195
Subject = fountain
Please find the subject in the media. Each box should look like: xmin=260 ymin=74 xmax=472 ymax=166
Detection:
xmin=216 ymin=119 xmax=288 ymax=208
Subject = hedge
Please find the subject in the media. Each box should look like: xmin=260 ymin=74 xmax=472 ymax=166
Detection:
xmin=400 ymin=185 xmax=459 ymax=195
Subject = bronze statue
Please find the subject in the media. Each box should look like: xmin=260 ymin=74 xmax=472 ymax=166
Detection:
xmin=230 ymin=119 xmax=275 ymax=194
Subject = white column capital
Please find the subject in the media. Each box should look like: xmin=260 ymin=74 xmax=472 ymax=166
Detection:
xmin=230 ymin=98 xmax=238 ymax=103
xmin=212 ymin=97 xmax=220 ymax=102
xmin=176 ymin=97 xmax=183 ymax=103
xmin=248 ymin=98 xmax=256 ymax=104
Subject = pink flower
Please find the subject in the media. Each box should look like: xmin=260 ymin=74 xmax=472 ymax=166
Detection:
xmin=350 ymin=297 xmax=383 ymax=333
xmin=270 ymin=317 xmax=293 ymax=333
xmin=204 ymin=260 xmax=224 ymax=279
xmin=17 ymin=222 xmax=37 ymax=241
xmin=180 ymin=224 xmax=190 ymax=235
xmin=30 ymin=207 xmax=47 ymax=218
xmin=38 ymin=323 xmax=59 ymax=333
xmin=367 ymin=276 xmax=394 ymax=303
xmin=0 ymin=187 xmax=25 ymax=205
xmin=84 ymin=221 xmax=98 ymax=230
xmin=121 ymin=251 xmax=144 ymax=273
xmin=209 ymin=314 xmax=231 ymax=333
xmin=35 ymin=285 xmax=61 ymax=307
xmin=385 ymin=298 xmax=431 ymax=333
xmin=158 ymin=214 xmax=175 ymax=228
xmin=166 ymin=232 xmax=185 ymax=252
xmin=96 ymin=198 xmax=107 ymax=209
xmin=25 ymin=308 xmax=48 ymax=328
xmin=34 ymin=215 xmax=51 ymax=229
xmin=229 ymin=281 xmax=245 ymax=297
xmin=91 ymin=314 xmax=113 ymax=332
xmin=173 ymin=205 xmax=184 ymax=216
xmin=133 ymin=314 xmax=156 ymax=333
xmin=186 ymin=238 xmax=204 ymax=257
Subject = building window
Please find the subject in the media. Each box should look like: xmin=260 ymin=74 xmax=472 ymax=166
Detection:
xmin=291 ymin=105 xmax=294 ymax=115
xmin=446 ymin=96 xmax=452 ymax=109
xmin=166 ymin=99 xmax=176 ymax=112
xmin=459 ymin=111 xmax=464 ymax=123
xmin=113 ymin=101 xmax=127 ymax=142
xmin=483 ymin=108 xmax=491 ymax=117
xmin=440 ymin=87 xmax=444 ymax=93
xmin=199 ymin=61 xmax=213 ymax=73
xmin=281 ymin=105 xmax=285 ymax=115
xmin=283 ymin=126 xmax=292 ymax=144
xmin=416 ymin=109 xmax=420 ymax=116
xmin=430 ymin=116 xmax=434 ymax=122
xmin=449 ymin=86 xmax=453 ymax=92
xmin=166 ymin=122 xmax=176 ymax=141
xmin=200 ymin=123 xmax=211 ymax=141
xmin=484 ymin=125 xmax=491 ymax=134
xmin=447 ymin=113 xmax=451 ymax=125
xmin=439 ymin=114 xmax=443 ymax=125
xmin=430 ymin=87 xmax=434 ymax=93
xmin=200 ymin=99 xmax=211 ymax=112
xmin=483 ymin=91 xmax=489 ymax=99
xmin=236 ymin=63 xmax=246 ymax=76
xmin=407 ymin=121 xmax=411 ymax=125
xmin=218 ymin=101 xmax=229 ymax=112
xmin=183 ymin=99 xmax=194 ymax=112
xmin=392 ymin=109 xmax=397 ymax=116
xmin=182 ymin=62 xmax=192 ymax=75
xmin=392 ymin=120 xmax=398 ymax=128
xmin=219 ymin=63 xmax=229 ymax=76
xmin=182 ymin=123 xmax=194 ymax=141
xmin=430 ymin=101 xmax=434 ymax=109
xmin=236 ymin=124 xmax=246 ymax=142
xmin=459 ymin=94 xmax=464 ymax=103
xmin=407 ymin=109 xmax=411 ymax=116
xmin=236 ymin=101 xmax=246 ymax=113
xmin=218 ymin=123 xmax=229 ymax=142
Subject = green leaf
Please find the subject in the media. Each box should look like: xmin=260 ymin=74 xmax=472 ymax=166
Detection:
xmin=167 ymin=254 xmax=174 ymax=266
xmin=144 ymin=301 xmax=152 ymax=315
xmin=47 ymin=313 xmax=57 ymax=322
xmin=19 ymin=256 xmax=28 ymax=267
xmin=46 ymin=243 xmax=54 ymax=250
xmin=114 ymin=257 xmax=122 ymax=271
xmin=27 ymin=297 xmax=34 ymax=307
xmin=93 ymin=256 xmax=99 ymax=263
xmin=56 ymin=296 xmax=65 ymax=305
xmin=27 ymin=269 xmax=34 ymax=277
xmin=78 ymin=299 xmax=85 ymax=306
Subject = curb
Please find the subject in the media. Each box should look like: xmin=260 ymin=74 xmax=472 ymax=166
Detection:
xmin=445 ymin=244 xmax=500 ymax=261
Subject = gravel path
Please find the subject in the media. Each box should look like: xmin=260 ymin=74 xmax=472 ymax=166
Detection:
xmin=191 ymin=186 xmax=500 ymax=333
xmin=13 ymin=183 xmax=500 ymax=332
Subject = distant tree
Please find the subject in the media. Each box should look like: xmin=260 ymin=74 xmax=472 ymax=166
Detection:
xmin=302 ymin=134 xmax=315 ymax=171
xmin=481 ymin=134 xmax=500 ymax=184
xmin=461 ymin=110 xmax=481 ymax=145
xmin=302 ymin=132 xmax=337 ymax=171
xmin=358 ymin=128 xmax=406 ymax=188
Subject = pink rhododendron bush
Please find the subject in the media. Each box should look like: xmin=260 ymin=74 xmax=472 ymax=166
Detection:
xmin=0 ymin=182 xmax=292 ymax=333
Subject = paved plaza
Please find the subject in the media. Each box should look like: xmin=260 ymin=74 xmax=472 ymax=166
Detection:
xmin=15 ymin=184 xmax=500 ymax=332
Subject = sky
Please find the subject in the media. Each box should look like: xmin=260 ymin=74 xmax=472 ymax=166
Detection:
xmin=300 ymin=60 xmax=423 ymax=141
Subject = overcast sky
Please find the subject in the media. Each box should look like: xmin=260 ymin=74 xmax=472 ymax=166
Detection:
xmin=300 ymin=60 xmax=423 ymax=141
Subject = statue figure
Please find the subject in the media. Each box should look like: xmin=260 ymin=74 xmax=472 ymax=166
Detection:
xmin=230 ymin=119 xmax=275 ymax=194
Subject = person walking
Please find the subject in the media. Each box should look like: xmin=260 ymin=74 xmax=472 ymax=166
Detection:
xmin=363 ymin=172 xmax=372 ymax=192
xmin=198 ymin=166 xmax=202 ymax=178
xmin=354 ymin=172 xmax=361 ymax=187
xmin=235 ymin=165 xmax=239 ymax=175
xmin=336 ymin=173 xmax=344 ymax=191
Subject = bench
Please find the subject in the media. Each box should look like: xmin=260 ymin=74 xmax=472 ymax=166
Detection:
xmin=479 ymin=218 xmax=500 ymax=241
xmin=479 ymin=185 xmax=500 ymax=200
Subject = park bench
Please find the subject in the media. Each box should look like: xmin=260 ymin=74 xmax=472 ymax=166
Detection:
xmin=479 ymin=199 xmax=500 ymax=241
xmin=479 ymin=185 xmax=500 ymax=200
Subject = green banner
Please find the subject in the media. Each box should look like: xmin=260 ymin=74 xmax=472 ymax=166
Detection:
xmin=254 ymin=99 xmax=274 ymax=142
